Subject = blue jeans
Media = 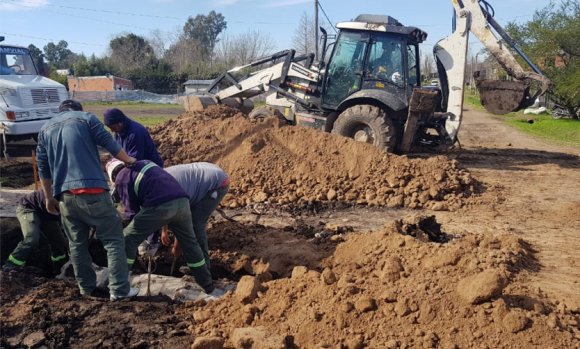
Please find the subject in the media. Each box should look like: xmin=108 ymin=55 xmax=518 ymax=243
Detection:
xmin=190 ymin=186 xmax=229 ymax=269
xmin=9 ymin=207 xmax=67 ymax=266
xmin=123 ymin=198 xmax=213 ymax=292
xmin=59 ymin=192 xmax=130 ymax=297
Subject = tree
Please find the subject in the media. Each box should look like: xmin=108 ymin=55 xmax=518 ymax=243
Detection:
xmin=183 ymin=11 xmax=227 ymax=60
xmin=507 ymin=0 xmax=580 ymax=118
xmin=108 ymin=33 xmax=157 ymax=77
xmin=292 ymin=12 xmax=316 ymax=56
xmin=27 ymin=44 xmax=43 ymax=64
xmin=72 ymin=54 xmax=112 ymax=77
xmin=43 ymin=40 xmax=74 ymax=69
xmin=216 ymin=29 xmax=275 ymax=67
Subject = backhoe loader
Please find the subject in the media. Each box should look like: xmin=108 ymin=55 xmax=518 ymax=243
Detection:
xmin=185 ymin=0 xmax=550 ymax=153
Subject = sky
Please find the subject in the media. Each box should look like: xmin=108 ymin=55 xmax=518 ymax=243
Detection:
xmin=0 ymin=0 xmax=553 ymax=59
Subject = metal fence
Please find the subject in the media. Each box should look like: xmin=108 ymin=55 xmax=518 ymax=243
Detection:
xmin=69 ymin=90 xmax=182 ymax=104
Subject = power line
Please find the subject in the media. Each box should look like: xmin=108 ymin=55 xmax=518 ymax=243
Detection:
xmin=0 ymin=32 xmax=104 ymax=47
xmin=0 ymin=0 xmax=183 ymax=20
xmin=317 ymin=1 xmax=338 ymax=34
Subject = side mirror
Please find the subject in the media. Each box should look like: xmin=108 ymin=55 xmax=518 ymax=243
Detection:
xmin=36 ymin=55 xmax=47 ymax=76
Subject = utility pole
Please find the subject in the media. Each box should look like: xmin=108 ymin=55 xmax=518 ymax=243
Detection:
xmin=314 ymin=0 xmax=319 ymax=61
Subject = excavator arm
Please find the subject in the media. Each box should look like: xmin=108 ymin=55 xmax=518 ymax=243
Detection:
xmin=433 ymin=0 xmax=551 ymax=144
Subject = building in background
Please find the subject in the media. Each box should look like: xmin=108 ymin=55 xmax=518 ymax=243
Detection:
xmin=183 ymin=80 xmax=213 ymax=95
xmin=68 ymin=75 xmax=133 ymax=92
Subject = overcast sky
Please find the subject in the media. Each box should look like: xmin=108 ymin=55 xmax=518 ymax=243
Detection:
xmin=0 ymin=0 xmax=552 ymax=57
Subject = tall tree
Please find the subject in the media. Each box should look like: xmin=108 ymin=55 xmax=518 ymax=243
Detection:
xmin=216 ymin=29 xmax=275 ymax=67
xmin=43 ymin=40 xmax=74 ymax=69
xmin=507 ymin=0 xmax=579 ymax=117
xmin=27 ymin=44 xmax=43 ymax=64
xmin=108 ymin=33 xmax=157 ymax=77
xmin=292 ymin=12 xmax=316 ymax=56
xmin=182 ymin=11 xmax=227 ymax=59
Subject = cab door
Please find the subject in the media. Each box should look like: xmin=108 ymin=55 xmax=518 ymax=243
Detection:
xmin=321 ymin=31 xmax=368 ymax=109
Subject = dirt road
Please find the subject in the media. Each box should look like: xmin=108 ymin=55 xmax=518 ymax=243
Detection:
xmin=444 ymin=107 xmax=580 ymax=309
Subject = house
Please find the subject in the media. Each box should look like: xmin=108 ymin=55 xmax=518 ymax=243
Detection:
xmin=67 ymin=75 xmax=133 ymax=92
xmin=183 ymin=79 xmax=214 ymax=94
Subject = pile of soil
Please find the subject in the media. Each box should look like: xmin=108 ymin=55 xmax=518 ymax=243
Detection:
xmin=187 ymin=216 xmax=579 ymax=348
xmin=150 ymin=106 xmax=478 ymax=212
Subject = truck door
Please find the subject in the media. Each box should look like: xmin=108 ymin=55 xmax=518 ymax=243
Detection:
xmin=321 ymin=31 xmax=368 ymax=108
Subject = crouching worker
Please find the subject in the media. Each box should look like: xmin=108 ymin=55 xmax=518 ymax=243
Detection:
xmin=106 ymin=159 xmax=216 ymax=295
xmin=163 ymin=162 xmax=229 ymax=269
xmin=3 ymin=189 xmax=68 ymax=274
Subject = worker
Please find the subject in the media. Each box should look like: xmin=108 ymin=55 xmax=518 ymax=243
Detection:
xmin=36 ymin=99 xmax=139 ymax=301
xmin=371 ymin=41 xmax=402 ymax=82
xmin=2 ymin=189 xmax=68 ymax=274
xmin=106 ymin=159 xmax=217 ymax=296
xmin=162 ymin=162 xmax=229 ymax=268
xmin=103 ymin=108 xmax=164 ymax=167
xmin=104 ymin=107 xmax=164 ymax=253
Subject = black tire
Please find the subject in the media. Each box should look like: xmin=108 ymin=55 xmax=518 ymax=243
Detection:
xmin=248 ymin=106 xmax=285 ymax=121
xmin=332 ymin=104 xmax=397 ymax=152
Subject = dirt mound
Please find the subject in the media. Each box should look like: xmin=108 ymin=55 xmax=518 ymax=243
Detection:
xmin=150 ymin=107 xmax=478 ymax=212
xmin=188 ymin=217 xmax=579 ymax=348
xmin=0 ymin=160 xmax=34 ymax=188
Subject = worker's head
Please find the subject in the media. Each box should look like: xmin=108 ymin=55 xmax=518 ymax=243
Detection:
xmin=59 ymin=100 xmax=83 ymax=112
xmin=106 ymin=159 xmax=125 ymax=182
xmin=104 ymin=108 xmax=127 ymax=133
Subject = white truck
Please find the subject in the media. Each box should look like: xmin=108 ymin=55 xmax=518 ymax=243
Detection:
xmin=0 ymin=38 xmax=68 ymax=157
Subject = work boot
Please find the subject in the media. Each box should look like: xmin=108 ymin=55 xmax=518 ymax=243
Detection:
xmin=52 ymin=257 xmax=69 ymax=276
xmin=2 ymin=261 xmax=18 ymax=272
xmin=204 ymin=288 xmax=226 ymax=302
xmin=110 ymin=287 xmax=140 ymax=301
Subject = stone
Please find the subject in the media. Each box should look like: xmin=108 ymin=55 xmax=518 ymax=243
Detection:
xmin=22 ymin=331 xmax=45 ymax=348
xmin=502 ymin=312 xmax=530 ymax=333
xmin=354 ymin=295 xmax=377 ymax=313
xmin=291 ymin=266 xmax=308 ymax=279
xmin=191 ymin=336 xmax=225 ymax=349
xmin=456 ymin=270 xmax=505 ymax=304
xmin=235 ymin=276 xmax=263 ymax=304
xmin=321 ymin=268 xmax=337 ymax=285
xmin=231 ymin=327 xmax=286 ymax=349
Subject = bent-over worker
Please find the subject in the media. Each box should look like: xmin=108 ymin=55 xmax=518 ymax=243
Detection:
xmin=106 ymin=159 xmax=216 ymax=295
xmin=163 ymin=162 xmax=229 ymax=268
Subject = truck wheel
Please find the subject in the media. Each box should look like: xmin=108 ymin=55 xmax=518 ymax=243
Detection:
xmin=332 ymin=105 xmax=397 ymax=152
xmin=248 ymin=106 xmax=285 ymax=121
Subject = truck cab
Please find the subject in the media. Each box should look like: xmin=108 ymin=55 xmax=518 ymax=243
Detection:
xmin=0 ymin=43 xmax=68 ymax=153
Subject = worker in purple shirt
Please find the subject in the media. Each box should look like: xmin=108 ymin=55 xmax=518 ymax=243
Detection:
xmin=103 ymin=108 xmax=164 ymax=168
xmin=3 ymin=189 xmax=68 ymax=274
xmin=106 ymin=159 xmax=216 ymax=295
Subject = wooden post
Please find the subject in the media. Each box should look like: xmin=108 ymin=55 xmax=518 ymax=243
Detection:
xmin=32 ymin=150 xmax=39 ymax=190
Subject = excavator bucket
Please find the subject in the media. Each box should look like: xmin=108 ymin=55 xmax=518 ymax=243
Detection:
xmin=180 ymin=95 xmax=254 ymax=114
xmin=475 ymin=79 xmax=533 ymax=115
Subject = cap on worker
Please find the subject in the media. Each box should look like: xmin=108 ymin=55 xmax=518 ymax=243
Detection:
xmin=106 ymin=159 xmax=124 ymax=182
xmin=103 ymin=108 xmax=127 ymax=126
xmin=59 ymin=99 xmax=83 ymax=112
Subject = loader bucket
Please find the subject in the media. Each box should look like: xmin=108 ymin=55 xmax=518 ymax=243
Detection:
xmin=180 ymin=95 xmax=254 ymax=114
xmin=476 ymin=80 xmax=532 ymax=115
xmin=180 ymin=95 xmax=219 ymax=112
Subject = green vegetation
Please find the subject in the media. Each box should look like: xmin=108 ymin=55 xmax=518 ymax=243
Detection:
xmin=82 ymin=101 xmax=183 ymax=128
xmin=465 ymin=92 xmax=580 ymax=147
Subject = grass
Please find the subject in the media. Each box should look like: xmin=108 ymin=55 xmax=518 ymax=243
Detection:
xmin=82 ymin=101 xmax=184 ymax=127
xmin=464 ymin=92 xmax=580 ymax=147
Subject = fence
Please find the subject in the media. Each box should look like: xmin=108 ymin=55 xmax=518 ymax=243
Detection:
xmin=69 ymin=90 xmax=182 ymax=104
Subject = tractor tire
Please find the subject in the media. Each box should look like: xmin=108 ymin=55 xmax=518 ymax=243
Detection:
xmin=332 ymin=104 xmax=397 ymax=152
xmin=248 ymin=106 xmax=285 ymax=121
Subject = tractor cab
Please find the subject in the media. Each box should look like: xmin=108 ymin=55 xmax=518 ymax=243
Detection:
xmin=321 ymin=15 xmax=427 ymax=111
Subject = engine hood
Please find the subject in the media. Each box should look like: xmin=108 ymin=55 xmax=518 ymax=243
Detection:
xmin=0 ymin=75 xmax=66 ymax=89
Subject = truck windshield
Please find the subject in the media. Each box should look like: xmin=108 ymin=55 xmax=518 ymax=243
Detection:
xmin=0 ymin=46 xmax=38 ymax=76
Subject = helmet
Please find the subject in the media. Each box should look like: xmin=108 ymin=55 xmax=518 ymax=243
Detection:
xmin=59 ymin=99 xmax=83 ymax=112
xmin=106 ymin=159 xmax=124 ymax=182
